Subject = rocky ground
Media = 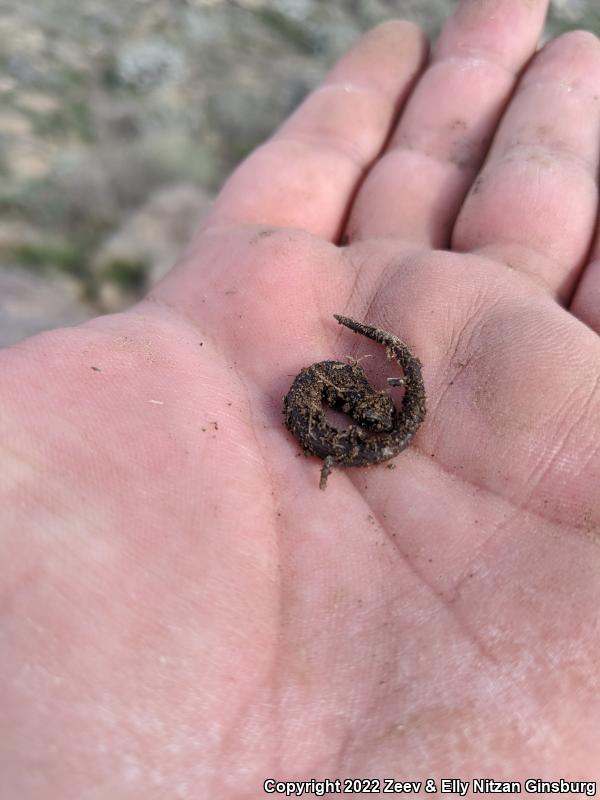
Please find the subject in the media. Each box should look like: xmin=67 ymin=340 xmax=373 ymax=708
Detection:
xmin=0 ymin=0 xmax=594 ymax=345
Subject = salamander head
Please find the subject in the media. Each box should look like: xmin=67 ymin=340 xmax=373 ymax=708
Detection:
xmin=352 ymin=391 xmax=395 ymax=432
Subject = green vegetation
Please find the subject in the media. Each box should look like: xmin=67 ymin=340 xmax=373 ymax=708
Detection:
xmin=30 ymin=100 xmax=93 ymax=141
xmin=14 ymin=242 xmax=147 ymax=299
xmin=14 ymin=241 xmax=86 ymax=276
xmin=254 ymin=7 xmax=320 ymax=54
xmin=546 ymin=4 xmax=600 ymax=36
xmin=101 ymin=257 xmax=147 ymax=292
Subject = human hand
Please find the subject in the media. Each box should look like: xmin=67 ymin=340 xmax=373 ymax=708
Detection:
xmin=3 ymin=1 xmax=600 ymax=795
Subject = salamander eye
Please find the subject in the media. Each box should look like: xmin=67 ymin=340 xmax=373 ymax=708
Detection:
xmin=360 ymin=407 xmax=383 ymax=423
xmin=355 ymin=398 xmax=395 ymax=431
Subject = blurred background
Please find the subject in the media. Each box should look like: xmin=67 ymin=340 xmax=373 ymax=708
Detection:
xmin=0 ymin=0 xmax=595 ymax=346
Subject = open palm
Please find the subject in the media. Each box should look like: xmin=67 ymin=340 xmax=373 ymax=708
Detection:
xmin=4 ymin=1 xmax=600 ymax=795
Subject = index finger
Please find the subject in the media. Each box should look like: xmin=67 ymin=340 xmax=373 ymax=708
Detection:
xmin=200 ymin=21 xmax=428 ymax=240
